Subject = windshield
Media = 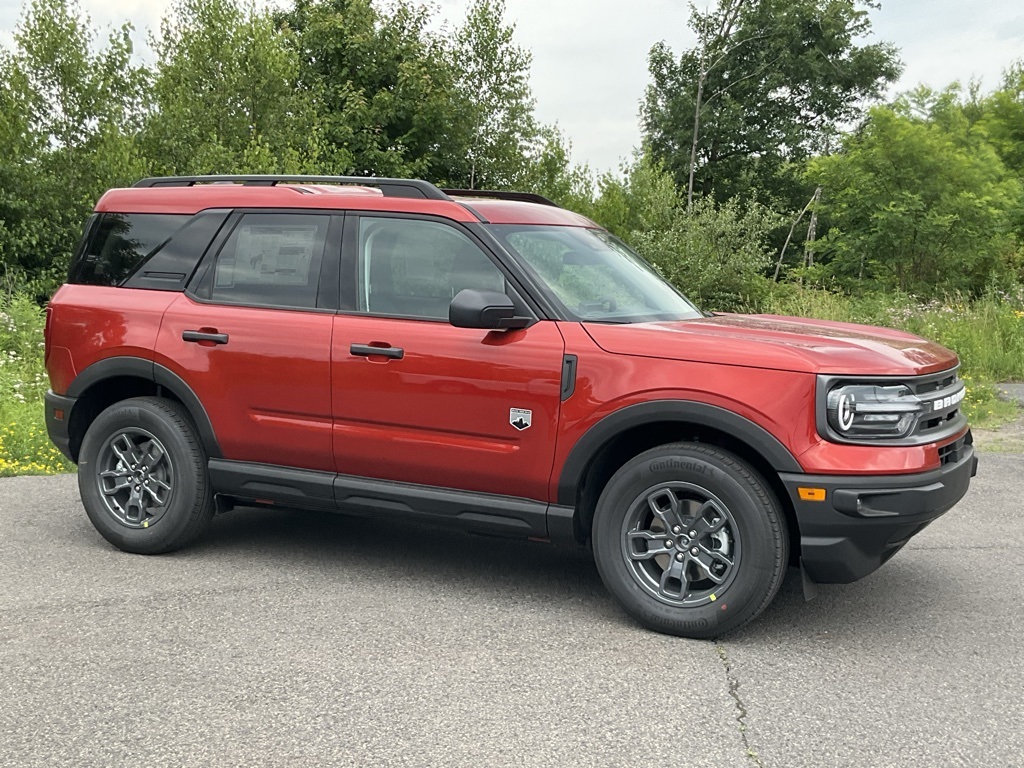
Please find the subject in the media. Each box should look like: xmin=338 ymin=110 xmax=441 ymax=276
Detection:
xmin=488 ymin=225 xmax=703 ymax=323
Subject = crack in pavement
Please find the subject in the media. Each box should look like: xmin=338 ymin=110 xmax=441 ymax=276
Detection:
xmin=715 ymin=641 xmax=764 ymax=767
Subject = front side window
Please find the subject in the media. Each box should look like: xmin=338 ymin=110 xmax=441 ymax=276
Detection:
xmin=71 ymin=213 xmax=188 ymax=286
xmin=356 ymin=217 xmax=506 ymax=320
xmin=490 ymin=225 xmax=702 ymax=323
xmin=208 ymin=213 xmax=329 ymax=309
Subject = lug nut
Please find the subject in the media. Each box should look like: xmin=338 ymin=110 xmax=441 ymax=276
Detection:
xmin=675 ymin=552 xmax=684 ymax=561
xmin=672 ymin=526 xmax=682 ymax=534
xmin=665 ymin=540 xmax=673 ymax=548
xmin=689 ymin=530 xmax=697 ymax=537
xmin=691 ymin=547 xmax=699 ymax=556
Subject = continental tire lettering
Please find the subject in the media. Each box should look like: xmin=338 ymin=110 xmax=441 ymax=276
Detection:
xmin=660 ymin=617 xmax=712 ymax=630
xmin=649 ymin=459 xmax=715 ymax=477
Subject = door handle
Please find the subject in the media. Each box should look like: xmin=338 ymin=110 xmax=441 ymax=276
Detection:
xmin=183 ymin=330 xmax=229 ymax=345
xmin=350 ymin=343 xmax=404 ymax=360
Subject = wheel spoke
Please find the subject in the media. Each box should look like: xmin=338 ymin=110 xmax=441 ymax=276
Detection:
xmin=111 ymin=434 xmax=141 ymax=469
xmin=123 ymin=485 xmax=146 ymax=523
xmin=658 ymin=555 xmax=691 ymax=601
xmin=95 ymin=427 xmax=175 ymax=530
xmin=693 ymin=545 xmax=733 ymax=584
xmin=646 ymin=489 xmax=684 ymax=531
xmin=626 ymin=530 xmax=674 ymax=561
xmin=692 ymin=501 xmax=727 ymax=537
xmin=139 ymin=440 xmax=166 ymax=472
xmin=99 ymin=470 xmax=131 ymax=495
xmin=142 ymin=478 xmax=170 ymax=506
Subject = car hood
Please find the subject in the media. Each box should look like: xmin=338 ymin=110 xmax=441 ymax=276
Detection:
xmin=582 ymin=314 xmax=958 ymax=376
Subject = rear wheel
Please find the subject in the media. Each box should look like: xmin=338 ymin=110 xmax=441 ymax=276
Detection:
xmin=78 ymin=397 xmax=215 ymax=554
xmin=592 ymin=443 xmax=788 ymax=638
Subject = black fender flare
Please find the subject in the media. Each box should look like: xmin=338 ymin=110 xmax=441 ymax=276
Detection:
xmin=66 ymin=356 xmax=222 ymax=458
xmin=556 ymin=400 xmax=803 ymax=506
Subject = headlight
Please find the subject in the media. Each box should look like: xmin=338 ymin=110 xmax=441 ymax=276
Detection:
xmin=825 ymin=383 xmax=923 ymax=439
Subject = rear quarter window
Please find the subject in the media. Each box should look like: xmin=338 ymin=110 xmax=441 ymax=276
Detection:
xmin=70 ymin=213 xmax=189 ymax=286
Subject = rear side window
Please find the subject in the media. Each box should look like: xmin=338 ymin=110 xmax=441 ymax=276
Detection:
xmin=70 ymin=214 xmax=189 ymax=286
xmin=206 ymin=213 xmax=329 ymax=309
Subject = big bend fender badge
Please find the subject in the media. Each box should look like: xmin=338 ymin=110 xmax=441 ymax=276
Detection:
xmin=510 ymin=408 xmax=532 ymax=431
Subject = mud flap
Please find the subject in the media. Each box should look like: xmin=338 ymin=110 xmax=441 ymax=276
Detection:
xmin=800 ymin=557 xmax=819 ymax=601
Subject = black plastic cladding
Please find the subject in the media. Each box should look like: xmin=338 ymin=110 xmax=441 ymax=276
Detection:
xmin=556 ymin=400 xmax=803 ymax=507
xmin=64 ymin=357 xmax=223 ymax=460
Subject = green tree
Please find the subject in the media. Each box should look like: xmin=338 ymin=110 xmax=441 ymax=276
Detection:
xmin=586 ymin=155 xmax=782 ymax=311
xmin=979 ymin=61 xmax=1024 ymax=179
xmin=0 ymin=0 xmax=147 ymax=297
xmin=808 ymin=104 xmax=1021 ymax=295
xmin=144 ymin=0 xmax=322 ymax=174
xmin=443 ymin=0 xmax=538 ymax=189
xmin=515 ymin=125 xmax=594 ymax=209
xmin=280 ymin=0 xmax=461 ymax=178
xmin=642 ymin=0 xmax=900 ymax=206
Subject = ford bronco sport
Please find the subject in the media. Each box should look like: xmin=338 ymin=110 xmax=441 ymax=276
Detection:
xmin=45 ymin=175 xmax=977 ymax=638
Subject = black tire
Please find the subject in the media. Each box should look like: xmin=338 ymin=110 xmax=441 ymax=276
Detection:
xmin=592 ymin=442 xmax=788 ymax=639
xmin=77 ymin=396 xmax=215 ymax=554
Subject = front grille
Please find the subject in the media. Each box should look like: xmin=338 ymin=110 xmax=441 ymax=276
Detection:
xmin=908 ymin=369 xmax=966 ymax=441
xmin=911 ymin=372 xmax=957 ymax=396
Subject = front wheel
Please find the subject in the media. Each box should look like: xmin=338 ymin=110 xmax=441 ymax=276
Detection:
xmin=592 ymin=443 xmax=788 ymax=638
xmin=77 ymin=396 xmax=215 ymax=554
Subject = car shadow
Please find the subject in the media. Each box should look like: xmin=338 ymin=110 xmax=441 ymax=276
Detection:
xmin=192 ymin=504 xmax=623 ymax=616
xmin=186 ymin=505 xmax=950 ymax=640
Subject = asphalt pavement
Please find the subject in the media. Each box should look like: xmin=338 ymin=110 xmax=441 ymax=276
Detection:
xmin=1 ymin=456 xmax=1022 ymax=767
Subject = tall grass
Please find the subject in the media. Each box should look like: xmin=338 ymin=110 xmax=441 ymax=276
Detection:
xmin=0 ymin=295 xmax=73 ymax=476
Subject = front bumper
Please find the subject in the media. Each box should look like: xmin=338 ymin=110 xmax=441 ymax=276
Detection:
xmin=780 ymin=439 xmax=977 ymax=583
xmin=45 ymin=390 xmax=77 ymax=463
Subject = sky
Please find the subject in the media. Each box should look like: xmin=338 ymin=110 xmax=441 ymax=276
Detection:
xmin=1 ymin=0 xmax=1022 ymax=173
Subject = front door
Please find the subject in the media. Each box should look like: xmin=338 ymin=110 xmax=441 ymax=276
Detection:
xmin=330 ymin=215 xmax=565 ymax=501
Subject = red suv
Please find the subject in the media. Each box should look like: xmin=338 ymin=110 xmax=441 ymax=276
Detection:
xmin=45 ymin=175 xmax=977 ymax=637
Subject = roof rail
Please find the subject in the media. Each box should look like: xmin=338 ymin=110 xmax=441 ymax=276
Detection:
xmin=441 ymin=189 xmax=560 ymax=208
xmin=132 ymin=175 xmax=452 ymax=201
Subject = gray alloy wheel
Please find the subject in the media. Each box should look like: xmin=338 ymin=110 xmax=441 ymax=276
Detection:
xmin=621 ymin=481 xmax=741 ymax=607
xmin=95 ymin=428 xmax=174 ymax=529
xmin=78 ymin=396 xmax=215 ymax=554
xmin=592 ymin=442 xmax=788 ymax=639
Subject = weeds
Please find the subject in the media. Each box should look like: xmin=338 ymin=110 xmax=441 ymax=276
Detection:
xmin=0 ymin=295 xmax=74 ymax=476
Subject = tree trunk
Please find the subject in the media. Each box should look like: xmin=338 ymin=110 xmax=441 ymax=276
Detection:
xmin=687 ymin=70 xmax=707 ymax=211
xmin=773 ymin=188 xmax=818 ymax=281
xmin=804 ymin=186 xmax=822 ymax=268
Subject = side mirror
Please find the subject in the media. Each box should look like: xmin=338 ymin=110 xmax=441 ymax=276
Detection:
xmin=449 ymin=289 xmax=529 ymax=330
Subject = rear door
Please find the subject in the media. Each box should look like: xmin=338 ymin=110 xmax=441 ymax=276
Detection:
xmin=330 ymin=214 xmax=565 ymax=501
xmin=155 ymin=210 xmax=341 ymax=472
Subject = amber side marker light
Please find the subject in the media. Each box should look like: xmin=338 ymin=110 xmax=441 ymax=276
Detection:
xmin=53 ymin=409 xmax=65 ymax=421
xmin=798 ymin=487 xmax=826 ymax=502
